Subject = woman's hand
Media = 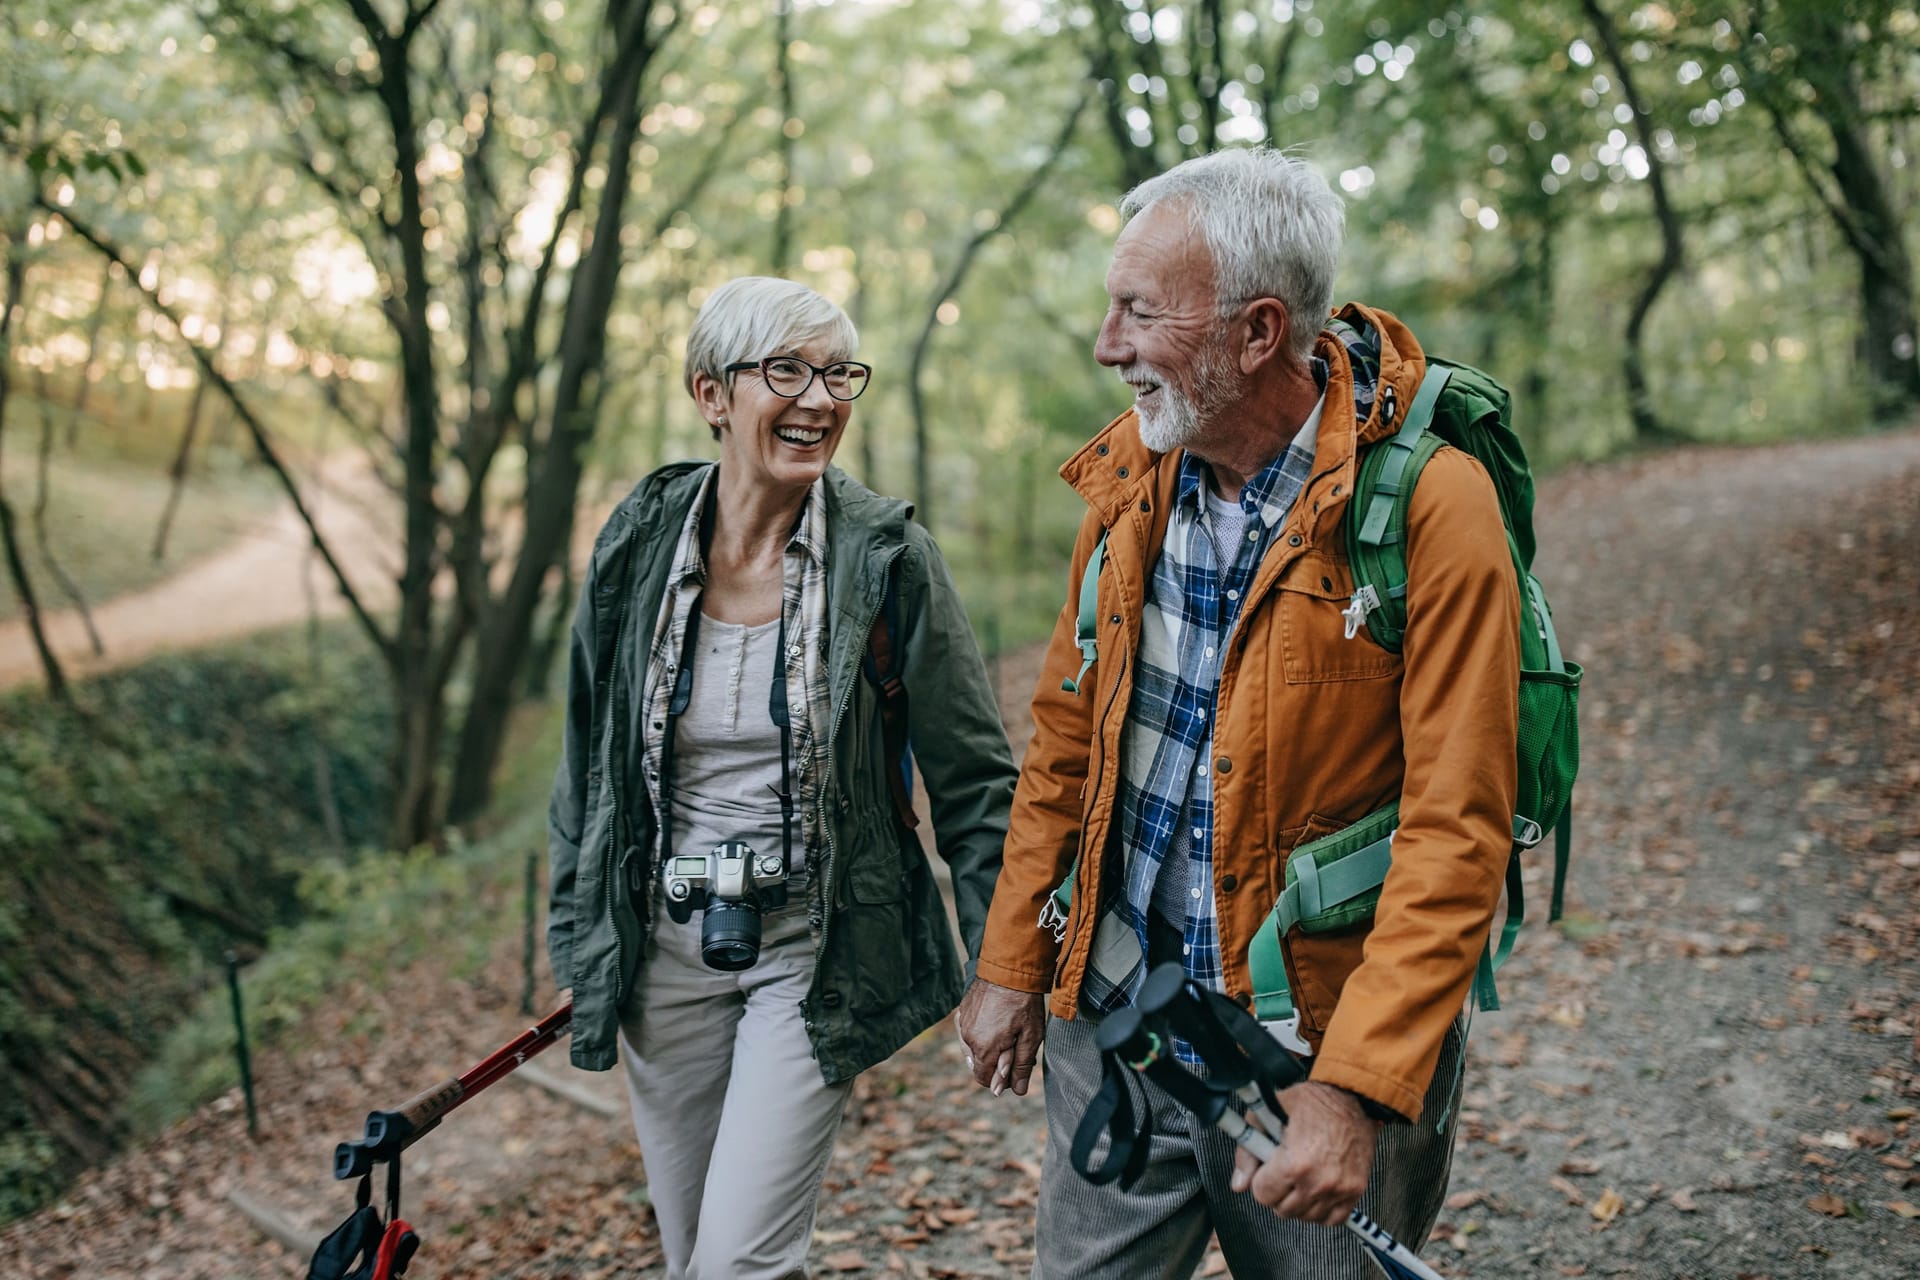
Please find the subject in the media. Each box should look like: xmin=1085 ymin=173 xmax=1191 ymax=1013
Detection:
xmin=954 ymin=978 xmax=1047 ymax=1096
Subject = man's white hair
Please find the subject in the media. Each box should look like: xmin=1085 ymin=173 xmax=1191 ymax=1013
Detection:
xmin=1119 ymin=147 xmax=1346 ymax=365
xmin=683 ymin=276 xmax=859 ymax=397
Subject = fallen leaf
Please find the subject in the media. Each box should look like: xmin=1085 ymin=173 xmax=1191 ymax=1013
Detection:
xmin=1808 ymin=1193 xmax=1849 ymax=1217
xmin=822 ymin=1250 xmax=870 ymax=1272
xmin=938 ymin=1207 xmax=979 ymax=1226
xmin=1445 ymin=1188 xmax=1493 ymax=1211
xmin=1888 ymin=1201 xmax=1920 ymax=1219
xmin=1549 ymin=1175 xmax=1585 ymax=1206
xmin=815 ymin=1229 xmax=859 ymax=1246
xmin=1590 ymin=1188 xmax=1625 ymax=1224
xmin=1559 ymin=1159 xmax=1601 ymax=1177
xmin=1671 ymin=1187 xmax=1699 ymax=1213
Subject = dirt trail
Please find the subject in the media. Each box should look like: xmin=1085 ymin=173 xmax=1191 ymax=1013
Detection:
xmin=0 ymin=456 xmax=397 ymax=690
xmin=7 ymin=427 xmax=1920 ymax=1278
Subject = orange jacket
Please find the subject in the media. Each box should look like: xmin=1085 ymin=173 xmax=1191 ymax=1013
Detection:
xmin=977 ymin=305 xmax=1519 ymax=1120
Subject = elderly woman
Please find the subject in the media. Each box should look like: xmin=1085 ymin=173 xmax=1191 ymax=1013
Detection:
xmin=547 ymin=276 xmax=1016 ymax=1278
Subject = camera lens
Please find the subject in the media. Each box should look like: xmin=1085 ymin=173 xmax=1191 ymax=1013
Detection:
xmin=700 ymin=899 xmax=762 ymax=971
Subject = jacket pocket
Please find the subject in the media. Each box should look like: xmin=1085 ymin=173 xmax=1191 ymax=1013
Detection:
xmin=1276 ymin=557 xmax=1402 ymax=683
xmin=837 ymin=813 xmax=913 ymax=1014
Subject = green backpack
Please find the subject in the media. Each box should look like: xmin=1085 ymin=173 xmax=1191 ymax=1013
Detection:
xmin=1055 ymin=337 xmax=1582 ymax=1019
xmin=1252 ymin=336 xmax=1582 ymax=1018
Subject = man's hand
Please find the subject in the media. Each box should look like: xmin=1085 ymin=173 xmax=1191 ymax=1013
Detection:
xmin=954 ymin=977 xmax=1048 ymax=1096
xmin=1229 ymin=1081 xmax=1381 ymax=1225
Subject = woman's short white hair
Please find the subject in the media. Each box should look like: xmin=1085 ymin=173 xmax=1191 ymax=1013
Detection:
xmin=683 ymin=276 xmax=859 ymax=398
xmin=1119 ymin=147 xmax=1346 ymax=365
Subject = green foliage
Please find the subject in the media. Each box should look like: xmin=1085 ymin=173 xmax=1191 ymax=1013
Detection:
xmin=0 ymin=629 xmax=391 ymax=1222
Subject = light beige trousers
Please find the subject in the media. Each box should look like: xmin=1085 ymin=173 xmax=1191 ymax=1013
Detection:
xmin=619 ymin=900 xmax=851 ymax=1280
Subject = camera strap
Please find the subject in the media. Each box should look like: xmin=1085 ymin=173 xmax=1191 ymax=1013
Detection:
xmin=657 ymin=597 xmax=799 ymax=882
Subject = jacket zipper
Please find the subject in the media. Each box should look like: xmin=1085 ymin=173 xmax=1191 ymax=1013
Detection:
xmin=1059 ymin=617 xmax=1131 ymax=981
xmin=811 ymin=546 xmax=909 ymax=1009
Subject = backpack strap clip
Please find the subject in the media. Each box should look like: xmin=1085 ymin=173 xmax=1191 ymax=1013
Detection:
xmin=1341 ymin=584 xmax=1382 ymax=640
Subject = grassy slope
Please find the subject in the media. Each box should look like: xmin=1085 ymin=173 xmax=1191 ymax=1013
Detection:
xmin=0 ymin=627 xmax=391 ymax=1220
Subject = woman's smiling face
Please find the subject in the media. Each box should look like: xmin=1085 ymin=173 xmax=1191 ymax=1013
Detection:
xmin=695 ymin=338 xmax=855 ymax=497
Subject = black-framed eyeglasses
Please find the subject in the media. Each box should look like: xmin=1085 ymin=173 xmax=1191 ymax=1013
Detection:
xmin=724 ymin=356 xmax=872 ymax=401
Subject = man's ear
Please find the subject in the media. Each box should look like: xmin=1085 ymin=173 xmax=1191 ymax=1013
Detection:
xmin=1238 ymin=298 xmax=1291 ymax=375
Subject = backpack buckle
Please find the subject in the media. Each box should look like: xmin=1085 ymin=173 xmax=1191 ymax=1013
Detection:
xmin=1037 ymin=895 xmax=1070 ymax=944
xmin=1342 ymin=584 xmax=1382 ymax=640
xmin=1512 ymin=815 xmax=1544 ymax=848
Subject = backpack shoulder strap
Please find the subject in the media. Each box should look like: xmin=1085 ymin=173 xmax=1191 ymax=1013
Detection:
xmin=1343 ymin=365 xmax=1452 ymax=652
xmin=864 ymin=559 xmax=919 ymax=830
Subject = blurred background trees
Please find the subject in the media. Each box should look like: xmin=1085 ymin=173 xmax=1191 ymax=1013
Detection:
xmin=3 ymin=0 xmax=1916 ymax=845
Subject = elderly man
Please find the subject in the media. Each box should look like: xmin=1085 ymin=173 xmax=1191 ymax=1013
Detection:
xmin=956 ymin=148 xmax=1519 ymax=1277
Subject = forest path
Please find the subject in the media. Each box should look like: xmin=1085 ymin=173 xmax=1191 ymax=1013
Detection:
xmin=7 ymin=425 xmax=1920 ymax=1278
xmin=0 ymin=454 xmax=396 ymax=691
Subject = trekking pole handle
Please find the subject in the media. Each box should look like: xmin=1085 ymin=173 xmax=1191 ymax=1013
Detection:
xmin=366 ymin=1079 xmax=465 ymax=1150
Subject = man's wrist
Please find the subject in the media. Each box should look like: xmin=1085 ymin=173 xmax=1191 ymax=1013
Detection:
xmin=1336 ymin=1085 xmax=1402 ymax=1126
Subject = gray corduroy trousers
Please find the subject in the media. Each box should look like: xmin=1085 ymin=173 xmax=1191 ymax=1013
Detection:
xmin=1032 ymin=1013 xmax=1465 ymax=1280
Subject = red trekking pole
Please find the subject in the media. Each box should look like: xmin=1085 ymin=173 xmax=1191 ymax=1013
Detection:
xmin=308 ymin=1001 xmax=573 ymax=1280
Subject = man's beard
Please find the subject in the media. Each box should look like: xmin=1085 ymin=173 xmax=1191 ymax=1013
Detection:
xmin=1128 ymin=337 xmax=1244 ymax=454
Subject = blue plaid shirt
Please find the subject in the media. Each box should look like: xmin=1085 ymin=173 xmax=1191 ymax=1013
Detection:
xmin=1090 ymin=327 xmax=1384 ymax=1065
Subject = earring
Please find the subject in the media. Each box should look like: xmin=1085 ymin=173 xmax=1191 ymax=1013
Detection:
xmin=716 ymin=415 xmax=728 ymax=427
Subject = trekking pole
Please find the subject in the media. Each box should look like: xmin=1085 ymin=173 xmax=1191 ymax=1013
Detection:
xmin=1098 ymin=969 xmax=1448 ymax=1280
xmin=333 ymin=1000 xmax=573 ymax=1179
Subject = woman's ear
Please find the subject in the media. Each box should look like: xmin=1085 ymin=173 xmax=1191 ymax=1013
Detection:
xmin=1238 ymin=298 xmax=1291 ymax=375
xmin=690 ymin=370 xmax=729 ymax=427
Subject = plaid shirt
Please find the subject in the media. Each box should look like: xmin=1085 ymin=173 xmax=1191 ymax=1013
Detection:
xmin=1090 ymin=327 xmax=1384 ymax=1063
xmin=637 ymin=466 xmax=833 ymax=879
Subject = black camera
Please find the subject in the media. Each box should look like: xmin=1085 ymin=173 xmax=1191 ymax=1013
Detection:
xmin=660 ymin=840 xmax=789 ymax=971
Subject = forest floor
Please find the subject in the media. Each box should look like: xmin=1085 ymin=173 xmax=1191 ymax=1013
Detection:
xmin=7 ymin=425 xmax=1920 ymax=1278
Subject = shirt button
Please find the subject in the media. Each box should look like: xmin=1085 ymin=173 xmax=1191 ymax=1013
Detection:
xmin=1221 ymin=874 xmax=1239 ymax=893
xmin=1195 ymin=763 xmax=1207 ymax=777
xmin=1203 ymin=646 xmax=1215 ymax=659
xmin=1247 ymin=529 xmax=1260 ymax=542
xmin=1226 ymin=589 xmax=1240 ymax=602
xmin=1216 ymin=756 xmax=1232 ymax=775
xmin=1183 ymin=943 xmax=1192 ymax=956
xmin=1192 ymin=827 xmax=1204 ymax=840
xmin=1190 ymin=886 xmax=1202 ymax=899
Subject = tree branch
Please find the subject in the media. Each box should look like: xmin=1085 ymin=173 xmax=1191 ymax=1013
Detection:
xmin=45 ymin=202 xmax=397 ymax=664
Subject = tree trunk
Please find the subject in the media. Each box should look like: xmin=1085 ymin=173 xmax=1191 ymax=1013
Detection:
xmin=0 ymin=238 xmax=69 ymax=702
xmin=62 ymin=259 xmax=112 ymax=450
xmin=1825 ymin=93 xmax=1920 ymax=414
xmin=1583 ymin=0 xmax=1684 ymax=443
xmin=771 ymin=0 xmax=795 ymax=274
xmin=445 ymin=0 xmax=659 ymax=824
xmin=150 ymin=355 xmax=214 ymax=562
xmin=31 ymin=365 xmax=105 ymax=654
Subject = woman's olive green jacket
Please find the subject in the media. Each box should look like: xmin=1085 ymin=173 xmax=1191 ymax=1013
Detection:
xmin=547 ymin=462 xmax=1016 ymax=1082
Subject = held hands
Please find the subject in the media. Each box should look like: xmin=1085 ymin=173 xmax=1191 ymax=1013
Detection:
xmin=954 ymin=977 xmax=1048 ymax=1097
xmin=1229 ymin=1080 xmax=1382 ymax=1225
